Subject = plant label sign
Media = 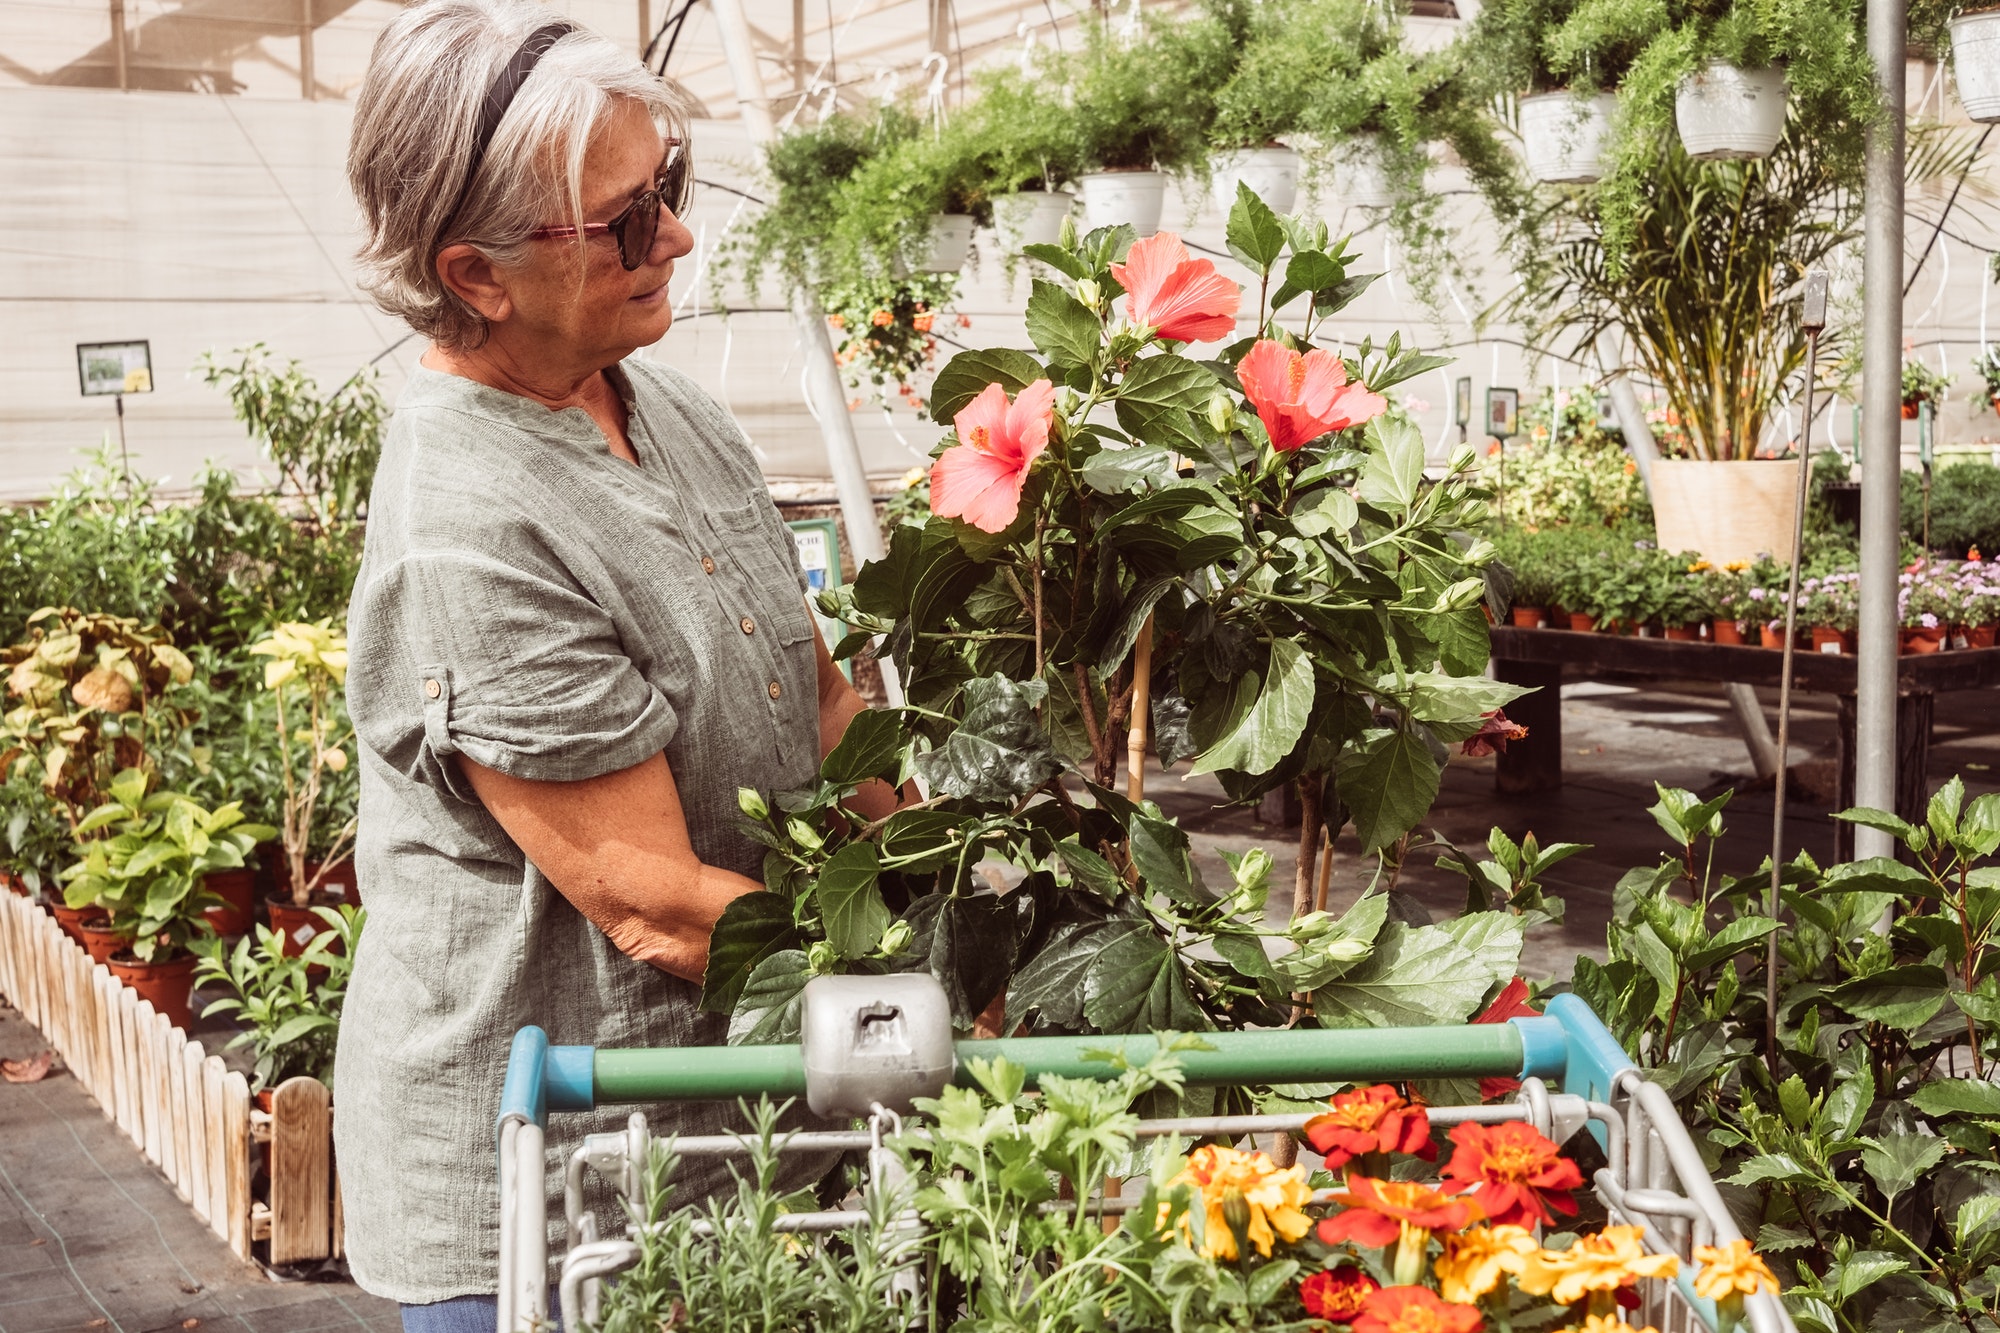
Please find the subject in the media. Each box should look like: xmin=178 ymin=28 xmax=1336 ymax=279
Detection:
xmin=77 ymin=341 xmax=153 ymax=397
xmin=789 ymin=517 xmax=851 ymax=678
xmin=1486 ymin=386 xmax=1520 ymax=440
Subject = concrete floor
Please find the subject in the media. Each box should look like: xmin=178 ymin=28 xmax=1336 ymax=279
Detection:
xmin=0 ymin=674 xmax=1992 ymax=1330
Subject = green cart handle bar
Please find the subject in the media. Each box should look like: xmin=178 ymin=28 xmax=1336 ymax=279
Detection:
xmin=497 ymin=996 xmax=1634 ymax=1131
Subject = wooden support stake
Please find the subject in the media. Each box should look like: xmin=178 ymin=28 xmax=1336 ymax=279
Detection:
xmin=1126 ymin=612 xmax=1154 ymax=802
xmin=269 ymin=1076 xmax=333 ymax=1265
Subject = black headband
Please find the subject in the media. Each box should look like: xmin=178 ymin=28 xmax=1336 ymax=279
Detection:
xmin=440 ymin=20 xmax=576 ymax=245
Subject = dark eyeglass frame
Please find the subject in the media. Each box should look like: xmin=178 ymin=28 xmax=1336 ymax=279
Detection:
xmin=527 ymin=140 xmax=691 ymax=271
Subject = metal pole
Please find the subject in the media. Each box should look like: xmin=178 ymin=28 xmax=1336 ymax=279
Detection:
xmin=1597 ymin=332 xmax=1662 ymax=493
xmin=706 ymin=0 xmax=904 ymax=702
xmin=299 ymin=0 xmax=314 ymax=100
xmin=109 ymin=0 xmax=128 ymax=91
xmin=1855 ymin=0 xmax=1905 ymax=856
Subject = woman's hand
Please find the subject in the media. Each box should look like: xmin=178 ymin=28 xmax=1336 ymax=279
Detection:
xmin=815 ymin=618 xmax=914 ymax=822
xmin=459 ymin=751 xmax=760 ymax=983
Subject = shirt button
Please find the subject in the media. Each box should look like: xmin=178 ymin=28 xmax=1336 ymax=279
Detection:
xmin=424 ymin=679 xmax=442 ymax=699
xmin=740 ymin=617 xmax=756 ymax=635
xmin=701 ymin=556 xmax=716 ymax=574
xmin=767 ymin=681 xmax=782 ymax=700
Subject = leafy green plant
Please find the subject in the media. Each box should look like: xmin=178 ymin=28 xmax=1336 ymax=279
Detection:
xmin=1971 ymin=346 xmax=2000 ymax=408
xmin=1904 ymin=463 xmax=2000 ymax=559
xmin=1484 ymin=395 xmax=1651 ymax=529
xmin=250 ymin=621 xmax=354 ymax=906
xmin=1061 ymin=16 xmax=1221 ymax=174
xmin=198 ymin=344 xmax=385 ymax=531
xmin=1 ymin=767 xmax=69 ymax=894
xmin=58 ymin=767 xmax=274 ymax=961
xmin=1205 ymin=0 xmax=1347 ymax=150
xmin=192 ymin=905 xmax=361 ymax=1090
xmin=1902 ymin=357 xmax=1954 ymax=410
xmin=951 ymin=64 xmax=1085 ymax=195
xmin=823 ymin=273 xmax=960 ymax=415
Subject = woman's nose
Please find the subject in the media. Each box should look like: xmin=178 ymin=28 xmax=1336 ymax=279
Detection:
xmin=653 ymin=203 xmax=694 ymax=265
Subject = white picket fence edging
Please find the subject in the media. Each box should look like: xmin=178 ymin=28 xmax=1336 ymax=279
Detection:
xmin=0 ymin=892 xmax=341 ymax=1266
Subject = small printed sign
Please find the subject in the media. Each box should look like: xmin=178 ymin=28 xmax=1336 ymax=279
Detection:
xmin=77 ymin=340 xmax=153 ymax=397
xmin=1454 ymin=376 xmax=1472 ymax=428
xmin=1486 ymin=386 xmax=1520 ymax=440
xmin=788 ymin=517 xmax=851 ymax=677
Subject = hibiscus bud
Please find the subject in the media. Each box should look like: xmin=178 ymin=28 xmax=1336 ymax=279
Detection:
xmin=1461 ymin=538 xmax=1496 ymax=566
xmin=1459 ymin=498 xmax=1490 ymax=526
xmin=1439 ymin=578 xmax=1488 ymax=613
xmin=738 ymin=788 xmax=770 ymax=821
xmin=1205 ymin=391 xmax=1235 ymax=435
xmin=878 ymin=920 xmax=914 ymax=955
xmin=807 ymin=939 xmax=839 ymax=972
xmin=1076 ymin=278 xmax=1102 ymax=312
xmin=787 ymin=817 xmax=823 ymax=851
xmin=1448 ymin=443 xmax=1476 ymax=473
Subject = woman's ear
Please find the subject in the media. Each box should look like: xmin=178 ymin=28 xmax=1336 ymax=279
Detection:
xmin=436 ymin=244 xmax=514 ymax=325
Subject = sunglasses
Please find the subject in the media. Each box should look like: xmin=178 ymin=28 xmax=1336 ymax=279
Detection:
xmin=527 ymin=139 xmax=691 ymax=270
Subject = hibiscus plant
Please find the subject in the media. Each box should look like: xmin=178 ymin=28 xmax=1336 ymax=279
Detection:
xmin=704 ymin=190 xmax=1533 ymax=1064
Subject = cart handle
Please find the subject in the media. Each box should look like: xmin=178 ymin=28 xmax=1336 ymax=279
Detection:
xmin=498 ymin=1012 xmax=1614 ymax=1131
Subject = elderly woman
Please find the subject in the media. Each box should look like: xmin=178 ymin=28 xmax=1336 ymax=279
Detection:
xmin=336 ymin=3 xmax=898 ymax=1326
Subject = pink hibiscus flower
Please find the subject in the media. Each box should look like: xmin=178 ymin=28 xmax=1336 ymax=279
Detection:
xmin=930 ymin=378 xmax=1057 ymax=534
xmin=1236 ymin=338 xmax=1388 ymax=451
xmin=1111 ymin=232 xmax=1241 ymax=345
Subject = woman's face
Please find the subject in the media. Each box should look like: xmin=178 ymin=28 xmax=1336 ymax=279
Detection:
xmin=501 ymin=99 xmax=694 ymax=366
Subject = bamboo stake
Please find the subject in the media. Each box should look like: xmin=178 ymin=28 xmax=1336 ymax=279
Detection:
xmin=1125 ymin=613 xmax=1154 ymax=802
xmin=1271 ymin=774 xmax=1326 ymax=1170
xmin=1311 ymin=824 xmax=1334 ymax=915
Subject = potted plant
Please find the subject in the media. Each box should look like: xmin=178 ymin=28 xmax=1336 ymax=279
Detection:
xmin=1461 ymin=0 xmax=1656 ymax=185
xmin=1204 ymin=0 xmax=1340 ymax=213
xmin=251 ymin=620 xmax=355 ymax=952
xmin=1063 ymin=16 xmax=1219 ymax=232
xmin=193 ymin=903 xmax=361 ymax=1098
xmin=955 ymin=66 xmax=1081 ymax=256
xmin=1903 ymin=356 xmax=1953 ymax=419
xmin=1801 ymin=571 xmax=1859 ymax=654
xmin=821 ymin=273 xmax=959 ymax=417
xmin=1657 ymin=553 xmax=1710 ymax=638
xmin=1956 ymin=565 xmax=2000 ymax=648
xmin=826 ymin=107 xmax=993 ymax=280
xmin=727 ymin=112 xmax=880 ymax=300
xmin=1508 ymin=550 xmax=1560 ymax=627
xmin=58 ymin=767 xmax=274 ymax=1028
xmin=1707 ymin=560 xmax=1752 ymax=643
xmin=1952 ymin=2 xmax=2000 ymax=121
xmin=1971 ymin=345 xmax=2000 ymax=417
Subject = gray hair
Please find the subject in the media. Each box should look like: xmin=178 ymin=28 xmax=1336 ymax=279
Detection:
xmin=348 ymin=0 xmax=692 ymax=349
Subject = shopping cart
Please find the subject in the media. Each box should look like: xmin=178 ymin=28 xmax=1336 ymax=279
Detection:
xmin=496 ymin=980 xmax=1792 ymax=1333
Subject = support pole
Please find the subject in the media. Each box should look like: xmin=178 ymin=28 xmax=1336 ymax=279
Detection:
xmin=300 ymin=0 xmax=314 ymax=100
xmin=1856 ymin=0 xmax=1906 ymax=858
xmin=110 ymin=0 xmax=128 ymax=91
xmin=1596 ymin=333 xmax=1661 ymax=494
xmin=1125 ymin=614 xmax=1152 ymax=802
xmin=708 ymin=0 xmax=901 ymax=703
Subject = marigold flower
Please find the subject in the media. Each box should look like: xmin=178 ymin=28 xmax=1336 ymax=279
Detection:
xmin=1300 ymin=1266 xmax=1380 ymax=1321
xmin=870 ymin=309 xmax=894 ymax=327
xmin=1687 ymin=559 xmax=1712 ymax=573
xmin=1517 ymin=1226 xmax=1679 ymax=1306
xmin=1691 ymin=1239 xmax=1777 ymax=1300
xmin=929 ymin=379 xmax=1056 ymax=534
xmin=1351 ymin=1285 xmax=1484 ymax=1333
xmin=1435 ymin=1224 xmax=1539 ymax=1304
xmin=1566 ymin=1318 xmax=1661 ymax=1333
xmin=1318 ymin=1176 xmax=1482 ymax=1250
xmin=1236 ymin=339 xmax=1387 ymax=451
xmin=1305 ymin=1084 xmax=1435 ymax=1167
xmin=1166 ymin=1144 xmax=1312 ymax=1261
xmin=1440 ymin=1121 xmax=1582 ymax=1228
xmin=1110 ymin=231 xmax=1241 ymax=344
xmin=912 ymin=311 xmax=935 ymax=332
xmin=827 ymin=313 xmax=846 ymax=329
xmin=1460 ymin=710 xmax=1528 ymax=759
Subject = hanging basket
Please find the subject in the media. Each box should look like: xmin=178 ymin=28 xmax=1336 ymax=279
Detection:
xmin=1332 ymin=133 xmax=1395 ymax=209
xmin=1675 ymin=63 xmax=1788 ymax=161
xmin=1209 ymin=145 xmax=1302 ymax=215
xmin=1077 ymin=169 xmax=1168 ymax=235
xmin=992 ymin=190 xmax=1073 ymax=251
xmin=913 ymin=213 xmax=975 ymax=273
xmin=1518 ymin=91 xmax=1617 ymax=184
xmin=1953 ymin=9 xmax=2000 ymax=122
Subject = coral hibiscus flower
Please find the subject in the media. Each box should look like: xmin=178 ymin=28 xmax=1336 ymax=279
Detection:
xmin=1165 ymin=1143 xmax=1313 ymax=1260
xmin=1351 ymin=1285 xmax=1484 ymax=1333
xmin=1236 ymin=338 xmax=1388 ymax=451
xmin=929 ymin=378 xmax=1056 ymax=534
xmin=1111 ymin=231 xmax=1241 ymax=344
xmin=1318 ymin=1176 xmax=1482 ymax=1250
xmin=1517 ymin=1225 xmax=1679 ymax=1306
xmin=1440 ymin=1122 xmax=1582 ymax=1229
xmin=1304 ymin=1084 xmax=1435 ymax=1168
xmin=1459 ymin=709 xmax=1528 ymax=758
xmin=1470 ymin=977 xmax=1540 ymax=1100
xmin=1300 ymin=1266 xmax=1380 ymax=1322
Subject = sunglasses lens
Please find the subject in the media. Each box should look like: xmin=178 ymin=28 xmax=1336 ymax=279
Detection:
xmin=664 ymin=148 xmax=692 ymax=216
xmin=620 ymin=192 xmax=660 ymax=270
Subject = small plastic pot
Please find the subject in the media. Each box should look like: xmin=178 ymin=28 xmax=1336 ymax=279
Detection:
xmin=49 ymin=901 xmax=107 ymax=946
xmin=79 ymin=920 xmax=132 ymax=965
xmin=107 ymin=950 xmax=199 ymax=1030
xmin=1510 ymin=606 xmax=1547 ymax=629
xmin=1663 ymin=625 xmax=1699 ymax=642
xmin=1568 ymin=611 xmax=1598 ymax=633
xmin=1902 ymin=627 xmax=1946 ymax=655
xmin=1712 ymin=619 xmax=1745 ymax=646
xmin=203 ymin=869 xmax=258 ymax=937
xmin=267 ymin=893 xmax=346 ymax=961
xmin=1811 ymin=627 xmax=1853 ymax=655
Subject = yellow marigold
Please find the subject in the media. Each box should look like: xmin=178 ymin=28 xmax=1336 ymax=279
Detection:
xmin=1434 ymin=1224 xmax=1538 ymax=1304
xmin=1564 ymin=1317 xmax=1661 ymax=1333
xmin=1724 ymin=560 xmax=1751 ymax=573
xmin=1691 ymin=1239 xmax=1777 ymax=1301
xmin=1517 ymin=1225 xmax=1679 ymax=1305
xmin=1686 ymin=559 xmax=1712 ymax=573
xmin=1164 ymin=1144 xmax=1312 ymax=1261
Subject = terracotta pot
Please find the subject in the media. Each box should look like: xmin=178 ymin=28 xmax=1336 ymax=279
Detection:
xmin=203 ymin=869 xmax=257 ymax=937
xmin=277 ymin=857 xmax=358 ymax=905
xmin=49 ymin=901 xmax=107 ymax=945
xmin=78 ymin=920 xmax=131 ymax=965
xmin=1811 ymin=627 xmax=1854 ymax=655
xmin=1 ymin=870 xmax=24 ymax=896
xmin=1902 ymin=627 xmax=1946 ymax=655
xmin=107 ymin=951 xmax=198 ymax=1029
xmin=1901 ymin=401 xmax=1921 ymax=421
xmin=1712 ymin=619 xmax=1746 ymax=646
xmin=1510 ymin=606 xmax=1548 ymax=629
xmin=1663 ymin=625 xmax=1699 ymax=641
xmin=267 ymin=892 xmax=345 ymax=960
xmin=1970 ymin=624 xmax=1998 ymax=648
xmin=1568 ymin=611 xmax=1598 ymax=632
xmin=254 ymin=1088 xmax=276 ymax=1114
xmin=1759 ymin=623 xmax=1790 ymax=650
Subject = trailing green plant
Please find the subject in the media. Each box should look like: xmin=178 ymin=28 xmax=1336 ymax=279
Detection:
xmin=58 ymin=767 xmax=274 ymax=961
xmin=192 ymin=904 xmax=361 ymax=1090
xmin=1 ymin=768 xmax=69 ymax=894
xmin=1204 ymin=0 xmax=1346 ymax=151
xmin=1902 ymin=356 xmax=1954 ymax=410
xmin=950 ymin=64 xmax=1085 ymax=195
xmin=198 ymin=343 xmax=385 ymax=530
xmin=729 ymin=111 xmax=886 ymax=299
xmin=1970 ymin=346 xmax=2000 ymax=408
xmin=1060 ymin=16 xmax=1221 ymax=176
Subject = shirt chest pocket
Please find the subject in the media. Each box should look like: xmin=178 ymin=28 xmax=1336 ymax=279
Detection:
xmin=701 ymin=502 xmax=814 ymax=646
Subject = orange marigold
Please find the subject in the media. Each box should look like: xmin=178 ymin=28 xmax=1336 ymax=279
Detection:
xmin=1300 ymin=1265 xmax=1380 ymax=1321
xmin=1440 ymin=1121 xmax=1582 ymax=1228
xmin=1691 ymin=1239 xmax=1777 ymax=1301
xmin=1305 ymin=1084 xmax=1435 ymax=1168
xmin=1317 ymin=1177 xmax=1482 ymax=1250
xmin=1517 ymin=1226 xmax=1679 ymax=1306
xmin=1166 ymin=1144 xmax=1312 ymax=1261
xmin=1351 ymin=1285 xmax=1484 ymax=1333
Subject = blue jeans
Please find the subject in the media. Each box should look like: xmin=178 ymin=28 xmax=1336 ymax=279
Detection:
xmin=400 ymin=1294 xmax=564 ymax=1333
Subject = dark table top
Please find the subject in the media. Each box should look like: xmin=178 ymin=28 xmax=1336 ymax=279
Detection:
xmin=1488 ymin=627 xmax=2000 ymax=695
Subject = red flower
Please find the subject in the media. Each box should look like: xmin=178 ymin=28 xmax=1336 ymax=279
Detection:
xmin=1471 ymin=977 xmax=1540 ymax=1100
xmin=1440 ymin=1122 xmax=1582 ymax=1229
xmin=912 ymin=311 xmax=936 ymax=332
xmin=1460 ymin=710 xmax=1527 ymax=758
xmin=1352 ymin=1285 xmax=1484 ymax=1333
xmin=1304 ymin=1085 xmax=1435 ymax=1168
xmin=1301 ymin=1266 xmax=1380 ymax=1322
xmin=1111 ymin=231 xmax=1241 ymax=344
xmin=1236 ymin=338 xmax=1387 ymax=450
xmin=930 ymin=379 xmax=1056 ymax=534
xmin=1317 ymin=1176 xmax=1482 ymax=1250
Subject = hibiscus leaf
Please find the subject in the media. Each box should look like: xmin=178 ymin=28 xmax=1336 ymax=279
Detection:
xmin=1083 ymin=926 xmax=1213 ymax=1034
xmin=1025 ymin=279 xmax=1102 ymax=369
xmin=913 ymin=675 xmax=1059 ymax=804
xmin=1020 ymin=243 xmax=1092 ymax=281
xmin=1315 ymin=270 xmax=1383 ymax=316
xmin=1335 ymin=727 xmax=1441 ymax=853
xmin=1128 ymin=811 xmax=1198 ymax=905
xmin=820 ymin=706 xmax=905 ymax=787
xmin=1101 ymin=575 xmax=1179 ymax=668
xmin=1009 ymin=919 xmax=1135 ymax=1030
xmin=1079 ymin=442 xmax=1179 ymax=495
xmin=727 ymin=950 xmax=813 ymax=1044
xmin=702 ymin=892 xmax=803 ymax=1013
xmin=1189 ymin=638 xmax=1315 ymax=777
xmin=1118 ymin=356 xmax=1219 ymax=412
xmin=1313 ymin=921 xmax=1491 ymax=1028
xmin=905 ymin=891 xmax=1020 ymax=1026
xmin=815 ymin=841 xmax=891 ymax=959
xmin=1224 ymin=182 xmax=1286 ymax=274
xmin=1395 ymin=671 xmax=1533 ymax=726
xmin=1828 ymin=964 xmax=1950 ymax=1030
xmin=1282 ymin=250 xmax=1343 ymax=296
xmin=1356 ymin=415 xmax=1426 ymax=510
xmin=1053 ymin=840 xmax=1123 ymax=902
xmin=1435 ymin=912 xmax=1526 ymax=993
xmin=931 ymin=347 xmax=1048 ymax=422
xmin=1861 ymin=1133 xmax=1948 ymax=1205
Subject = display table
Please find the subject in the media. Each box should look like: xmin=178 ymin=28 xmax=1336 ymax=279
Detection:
xmin=1487 ymin=627 xmax=2000 ymax=855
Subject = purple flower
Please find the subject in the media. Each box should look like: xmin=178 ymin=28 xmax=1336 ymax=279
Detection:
xmin=1921 ymin=613 xmax=1939 ymax=629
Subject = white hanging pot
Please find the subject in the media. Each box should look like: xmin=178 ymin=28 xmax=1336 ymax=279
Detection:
xmin=1332 ymin=134 xmax=1395 ymax=209
xmin=1517 ymin=91 xmax=1618 ymax=184
xmin=1675 ymin=63 xmax=1789 ymax=161
xmin=1210 ymin=145 xmax=1302 ymax=215
xmin=914 ymin=213 xmax=975 ymax=273
xmin=1077 ymin=170 xmax=1168 ymax=235
xmin=992 ymin=189 xmax=1073 ymax=250
xmin=1952 ymin=9 xmax=2000 ymax=123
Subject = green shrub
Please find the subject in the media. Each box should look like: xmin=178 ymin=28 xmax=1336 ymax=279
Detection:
xmin=1904 ymin=462 xmax=2000 ymax=559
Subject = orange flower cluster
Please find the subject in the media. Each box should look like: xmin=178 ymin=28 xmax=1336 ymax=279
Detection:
xmin=1305 ymin=1084 xmax=1436 ymax=1168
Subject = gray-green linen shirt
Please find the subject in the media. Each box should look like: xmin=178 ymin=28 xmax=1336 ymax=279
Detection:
xmin=336 ymin=357 xmax=822 ymax=1304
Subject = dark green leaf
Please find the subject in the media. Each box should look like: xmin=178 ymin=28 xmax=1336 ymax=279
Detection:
xmin=1911 ymin=1081 xmax=2000 ymax=1118
xmin=879 ymin=809 xmax=968 ymax=872
xmin=1101 ymin=576 xmax=1177 ymax=669
xmin=1832 ymin=805 xmax=1925 ymax=850
xmin=1083 ymin=926 xmax=1211 ymax=1033
xmin=1128 ymin=812 xmax=1197 ymax=905
xmin=1312 ymin=921 xmax=1490 ymax=1027
xmin=1009 ymin=919 xmax=1133 ymax=1030
xmin=1315 ymin=271 xmax=1384 ymax=316
xmin=820 ymin=707 xmax=904 ymax=787
xmin=1117 ymin=356 xmax=1219 ymax=412
xmin=913 ymin=675 xmax=1059 ymax=804
xmin=1189 ymin=639 xmax=1314 ymax=777
xmin=1020 ymin=242 xmax=1092 ymax=280
xmin=1821 ymin=856 xmax=1933 ymax=897
xmin=700 ymin=891 xmax=801 ymax=1013
xmin=1335 ymin=727 xmax=1441 ymax=853
xmin=1224 ymin=182 xmax=1286 ymax=273
xmin=1281 ymin=250 xmax=1342 ymax=296
xmin=930 ymin=347 xmax=1047 ymax=423
xmin=1828 ymin=964 xmax=1950 ymax=1030
xmin=815 ymin=841 xmax=891 ymax=959
xmin=1078 ymin=442 xmax=1179 ymax=495
xmin=907 ymin=892 xmax=1019 ymax=1027
xmin=727 ymin=950 xmax=813 ymax=1044
xmin=1024 ymin=279 xmax=1102 ymax=368
xmin=1861 ymin=1133 xmax=1948 ymax=1203
xmin=1356 ymin=416 xmax=1425 ymax=511
xmin=1053 ymin=840 xmax=1123 ymax=902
